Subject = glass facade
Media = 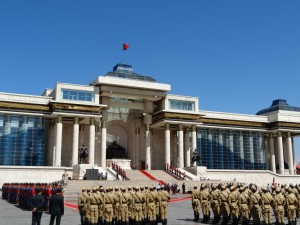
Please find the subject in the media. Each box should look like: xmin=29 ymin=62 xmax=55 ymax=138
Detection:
xmin=0 ymin=114 xmax=45 ymax=166
xmin=168 ymin=99 xmax=195 ymax=111
xmin=196 ymin=128 xmax=266 ymax=170
xmin=62 ymin=89 xmax=94 ymax=102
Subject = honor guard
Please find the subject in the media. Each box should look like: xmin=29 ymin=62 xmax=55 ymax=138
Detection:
xmin=286 ymin=187 xmax=298 ymax=225
xmin=249 ymin=185 xmax=261 ymax=225
xmin=210 ymin=184 xmax=221 ymax=224
xmin=200 ymin=184 xmax=211 ymax=223
xmin=261 ymin=186 xmax=275 ymax=225
xmin=228 ymin=185 xmax=239 ymax=225
xmin=191 ymin=185 xmax=200 ymax=222
xmin=219 ymin=184 xmax=230 ymax=225
xmin=274 ymin=187 xmax=286 ymax=225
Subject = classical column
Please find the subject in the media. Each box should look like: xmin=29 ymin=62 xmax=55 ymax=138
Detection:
xmin=135 ymin=127 xmax=140 ymax=169
xmin=145 ymin=124 xmax=151 ymax=170
xmin=269 ymin=133 xmax=276 ymax=173
xmin=178 ymin=125 xmax=184 ymax=168
xmin=172 ymin=131 xmax=178 ymax=167
xmin=287 ymin=132 xmax=294 ymax=175
xmin=277 ymin=132 xmax=284 ymax=174
xmin=184 ymin=127 xmax=190 ymax=167
xmin=100 ymin=121 xmax=107 ymax=168
xmin=165 ymin=124 xmax=171 ymax=166
xmin=55 ymin=116 xmax=63 ymax=167
xmin=88 ymin=118 xmax=95 ymax=165
xmin=72 ymin=117 xmax=79 ymax=166
xmin=191 ymin=126 xmax=197 ymax=166
xmin=264 ymin=135 xmax=270 ymax=170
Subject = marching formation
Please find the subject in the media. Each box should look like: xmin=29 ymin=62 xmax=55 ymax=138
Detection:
xmin=191 ymin=183 xmax=300 ymax=225
xmin=78 ymin=185 xmax=171 ymax=225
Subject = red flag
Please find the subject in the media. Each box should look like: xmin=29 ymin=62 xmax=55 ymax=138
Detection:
xmin=122 ymin=43 xmax=129 ymax=50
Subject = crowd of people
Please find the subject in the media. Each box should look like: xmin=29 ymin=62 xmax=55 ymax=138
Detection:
xmin=191 ymin=182 xmax=300 ymax=225
xmin=78 ymin=184 xmax=171 ymax=225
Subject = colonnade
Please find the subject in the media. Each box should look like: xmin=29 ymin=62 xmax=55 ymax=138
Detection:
xmin=52 ymin=116 xmax=107 ymax=168
xmin=266 ymin=132 xmax=295 ymax=175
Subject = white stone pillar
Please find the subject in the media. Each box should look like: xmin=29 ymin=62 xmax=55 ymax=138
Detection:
xmin=287 ymin=132 xmax=294 ymax=175
xmin=277 ymin=132 xmax=284 ymax=174
xmin=178 ymin=125 xmax=184 ymax=168
xmin=145 ymin=124 xmax=151 ymax=170
xmin=191 ymin=126 xmax=197 ymax=166
xmin=264 ymin=135 xmax=270 ymax=170
xmin=184 ymin=127 xmax=190 ymax=167
xmin=100 ymin=121 xmax=107 ymax=168
xmin=269 ymin=133 xmax=276 ymax=173
xmin=172 ymin=131 xmax=178 ymax=167
xmin=55 ymin=116 xmax=63 ymax=167
xmin=135 ymin=127 xmax=140 ymax=169
xmin=72 ymin=117 xmax=79 ymax=166
xmin=88 ymin=118 xmax=95 ymax=165
xmin=165 ymin=124 xmax=171 ymax=166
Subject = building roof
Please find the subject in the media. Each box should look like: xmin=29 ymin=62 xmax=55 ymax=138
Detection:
xmin=104 ymin=63 xmax=157 ymax=82
xmin=256 ymin=99 xmax=300 ymax=115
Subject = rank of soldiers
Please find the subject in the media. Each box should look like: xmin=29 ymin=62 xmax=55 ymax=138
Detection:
xmin=78 ymin=184 xmax=171 ymax=225
xmin=191 ymin=183 xmax=300 ymax=225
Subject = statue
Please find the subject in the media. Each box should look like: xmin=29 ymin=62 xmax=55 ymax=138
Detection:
xmin=191 ymin=150 xmax=201 ymax=166
xmin=106 ymin=141 xmax=127 ymax=159
xmin=79 ymin=144 xmax=88 ymax=164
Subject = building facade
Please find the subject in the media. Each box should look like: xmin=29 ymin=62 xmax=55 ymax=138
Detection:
xmin=0 ymin=64 xmax=299 ymax=175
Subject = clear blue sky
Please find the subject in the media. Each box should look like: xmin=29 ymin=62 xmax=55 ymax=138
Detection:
xmin=0 ymin=1 xmax=300 ymax=162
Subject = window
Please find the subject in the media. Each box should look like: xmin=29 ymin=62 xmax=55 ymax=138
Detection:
xmin=168 ymin=99 xmax=195 ymax=111
xmin=61 ymin=89 xmax=94 ymax=102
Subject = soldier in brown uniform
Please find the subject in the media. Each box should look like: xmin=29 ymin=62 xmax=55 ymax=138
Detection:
xmin=142 ymin=185 xmax=149 ymax=225
xmin=104 ymin=187 xmax=118 ymax=225
xmin=210 ymin=184 xmax=221 ymax=224
xmin=78 ymin=188 xmax=87 ymax=225
xmin=228 ymin=185 xmax=239 ymax=225
xmin=158 ymin=185 xmax=171 ymax=225
xmin=200 ymin=184 xmax=211 ymax=223
xmin=132 ymin=186 xmax=146 ymax=225
xmin=249 ymin=185 xmax=261 ymax=225
xmin=113 ymin=186 xmax=121 ymax=225
xmin=127 ymin=186 xmax=135 ymax=225
xmin=219 ymin=184 xmax=230 ymax=225
xmin=88 ymin=188 xmax=100 ymax=225
xmin=286 ymin=187 xmax=298 ymax=225
xmin=297 ymin=185 xmax=300 ymax=218
xmin=84 ymin=188 xmax=92 ymax=225
xmin=274 ymin=187 xmax=286 ymax=225
xmin=119 ymin=186 xmax=131 ymax=225
xmin=192 ymin=185 xmax=200 ymax=222
xmin=261 ymin=186 xmax=275 ymax=225
xmin=147 ymin=186 xmax=158 ymax=225
xmin=239 ymin=186 xmax=250 ymax=225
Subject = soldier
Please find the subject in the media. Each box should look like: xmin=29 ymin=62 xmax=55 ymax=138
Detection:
xmin=119 ymin=186 xmax=131 ymax=225
xmin=273 ymin=187 xmax=285 ymax=225
xmin=228 ymin=185 xmax=239 ymax=225
xmin=132 ymin=186 xmax=146 ymax=225
xmin=191 ymin=185 xmax=200 ymax=222
xmin=78 ymin=188 xmax=87 ymax=225
xmin=127 ymin=186 xmax=135 ymax=225
xmin=88 ymin=188 xmax=100 ymax=225
xmin=200 ymin=184 xmax=211 ymax=223
xmin=142 ymin=185 xmax=149 ymax=225
xmin=219 ymin=184 xmax=230 ymax=225
xmin=261 ymin=186 xmax=275 ymax=225
xmin=113 ymin=186 xmax=121 ymax=225
xmin=158 ymin=185 xmax=171 ymax=225
xmin=97 ymin=186 xmax=105 ymax=225
xmin=239 ymin=186 xmax=250 ymax=225
xmin=249 ymin=185 xmax=261 ymax=225
xmin=103 ymin=187 xmax=118 ymax=225
xmin=210 ymin=183 xmax=221 ymax=224
xmin=84 ymin=188 xmax=92 ymax=225
xmin=286 ymin=187 xmax=298 ymax=225
xmin=147 ymin=185 xmax=158 ymax=225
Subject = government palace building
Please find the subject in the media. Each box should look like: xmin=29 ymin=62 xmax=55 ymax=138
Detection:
xmin=0 ymin=63 xmax=299 ymax=178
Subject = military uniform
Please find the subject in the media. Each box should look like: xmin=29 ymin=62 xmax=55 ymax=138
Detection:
xmin=158 ymin=185 xmax=171 ymax=225
xmin=228 ymin=185 xmax=239 ymax=225
xmin=97 ymin=187 xmax=105 ymax=225
xmin=239 ymin=186 xmax=250 ymax=225
xmin=261 ymin=186 xmax=275 ymax=225
xmin=210 ymin=184 xmax=221 ymax=224
xmin=249 ymin=185 xmax=261 ymax=225
xmin=103 ymin=187 xmax=118 ymax=225
xmin=78 ymin=188 xmax=87 ymax=225
xmin=286 ymin=187 xmax=298 ymax=225
xmin=219 ymin=184 xmax=230 ymax=225
xmin=191 ymin=185 xmax=200 ymax=222
xmin=274 ymin=187 xmax=286 ymax=225
xmin=84 ymin=189 xmax=92 ymax=225
xmin=200 ymin=184 xmax=211 ymax=222
xmin=147 ymin=186 xmax=159 ymax=225
xmin=88 ymin=188 xmax=100 ymax=225
xmin=132 ymin=186 xmax=146 ymax=225
xmin=119 ymin=187 xmax=132 ymax=225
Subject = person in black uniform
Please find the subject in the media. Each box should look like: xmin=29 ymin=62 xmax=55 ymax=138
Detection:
xmin=48 ymin=188 xmax=64 ymax=225
xmin=30 ymin=188 xmax=45 ymax=225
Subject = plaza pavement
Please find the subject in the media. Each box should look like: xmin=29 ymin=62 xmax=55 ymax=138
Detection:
xmin=0 ymin=191 xmax=284 ymax=225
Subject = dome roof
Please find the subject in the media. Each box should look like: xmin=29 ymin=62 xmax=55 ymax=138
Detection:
xmin=256 ymin=99 xmax=300 ymax=115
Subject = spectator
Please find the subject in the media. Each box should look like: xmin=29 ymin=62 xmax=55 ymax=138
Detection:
xmin=30 ymin=188 xmax=44 ymax=225
xmin=48 ymin=188 xmax=64 ymax=225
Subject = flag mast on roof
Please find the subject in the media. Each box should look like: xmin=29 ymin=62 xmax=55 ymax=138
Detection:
xmin=121 ymin=43 xmax=129 ymax=63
